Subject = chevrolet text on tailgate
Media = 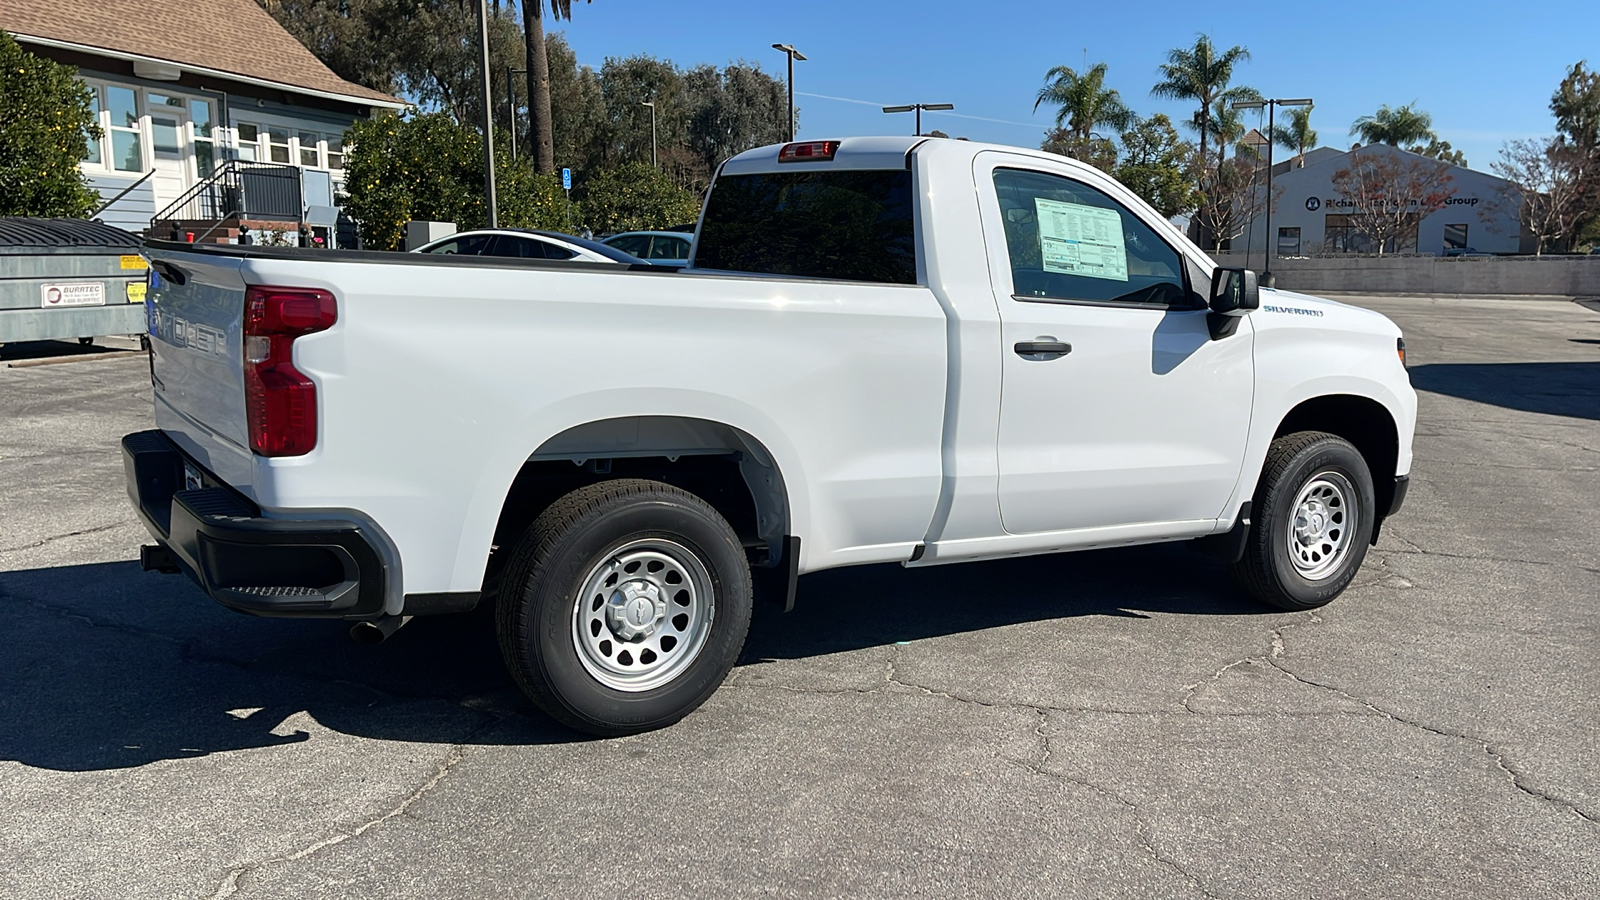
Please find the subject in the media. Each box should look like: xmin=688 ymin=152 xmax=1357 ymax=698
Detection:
xmin=126 ymin=136 xmax=1416 ymax=736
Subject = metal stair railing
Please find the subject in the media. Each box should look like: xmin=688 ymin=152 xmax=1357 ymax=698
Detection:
xmin=149 ymin=161 xmax=304 ymax=240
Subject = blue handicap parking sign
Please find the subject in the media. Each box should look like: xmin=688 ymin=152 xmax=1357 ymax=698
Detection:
xmin=562 ymin=168 xmax=572 ymax=190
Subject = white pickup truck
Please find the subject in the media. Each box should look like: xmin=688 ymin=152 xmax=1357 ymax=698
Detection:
xmin=125 ymin=136 xmax=1415 ymax=735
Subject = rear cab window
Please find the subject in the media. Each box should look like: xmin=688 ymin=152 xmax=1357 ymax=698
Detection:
xmin=695 ymin=170 xmax=917 ymax=284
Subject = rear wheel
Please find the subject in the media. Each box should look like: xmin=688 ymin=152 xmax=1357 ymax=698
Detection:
xmin=1232 ymin=432 xmax=1376 ymax=611
xmin=495 ymin=479 xmax=752 ymax=736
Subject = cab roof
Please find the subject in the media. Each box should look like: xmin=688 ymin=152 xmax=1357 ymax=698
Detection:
xmin=719 ymin=135 xmax=1110 ymax=179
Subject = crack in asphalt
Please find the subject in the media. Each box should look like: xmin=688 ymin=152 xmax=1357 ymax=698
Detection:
xmin=1019 ymin=709 xmax=1220 ymax=900
xmin=0 ymin=521 xmax=130 ymax=555
xmin=1262 ymin=617 xmax=1600 ymax=829
xmin=1380 ymin=545 xmax=1600 ymax=576
xmin=209 ymin=741 xmax=473 ymax=899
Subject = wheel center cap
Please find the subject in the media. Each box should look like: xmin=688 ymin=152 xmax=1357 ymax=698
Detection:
xmin=606 ymin=580 xmax=664 ymax=641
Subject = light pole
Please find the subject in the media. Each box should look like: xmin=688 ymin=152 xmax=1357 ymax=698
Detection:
xmin=1231 ymin=96 xmax=1312 ymax=289
xmin=474 ymin=0 xmax=496 ymax=226
xmin=506 ymin=67 xmax=527 ymax=159
xmin=771 ymin=43 xmax=806 ymax=142
xmin=641 ymin=100 xmax=657 ymax=168
xmin=881 ymin=103 xmax=954 ymax=136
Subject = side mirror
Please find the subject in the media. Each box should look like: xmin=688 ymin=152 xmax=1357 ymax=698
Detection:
xmin=1209 ymin=267 xmax=1259 ymax=316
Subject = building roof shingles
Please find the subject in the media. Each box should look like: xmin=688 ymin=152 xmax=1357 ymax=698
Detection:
xmin=0 ymin=0 xmax=401 ymax=106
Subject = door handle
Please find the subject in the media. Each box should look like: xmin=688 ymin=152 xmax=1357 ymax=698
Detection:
xmin=1013 ymin=340 xmax=1072 ymax=359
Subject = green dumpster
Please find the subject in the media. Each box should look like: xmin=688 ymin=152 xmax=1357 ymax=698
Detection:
xmin=0 ymin=218 xmax=149 ymax=345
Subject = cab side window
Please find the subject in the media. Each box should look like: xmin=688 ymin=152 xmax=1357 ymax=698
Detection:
xmin=993 ymin=168 xmax=1189 ymax=307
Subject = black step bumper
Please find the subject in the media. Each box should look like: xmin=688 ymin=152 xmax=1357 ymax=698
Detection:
xmin=122 ymin=430 xmax=389 ymax=618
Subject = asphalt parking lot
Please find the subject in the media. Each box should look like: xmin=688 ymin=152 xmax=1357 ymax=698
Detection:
xmin=2 ymin=295 xmax=1596 ymax=899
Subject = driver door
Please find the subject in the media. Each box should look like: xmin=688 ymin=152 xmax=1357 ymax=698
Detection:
xmin=976 ymin=155 xmax=1254 ymax=535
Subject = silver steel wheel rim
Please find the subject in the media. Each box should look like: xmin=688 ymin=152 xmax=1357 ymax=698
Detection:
xmin=571 ymin=538 xmax=715 ymax=692
xmin=1286 ymin=470 xmax=1358 ymax=581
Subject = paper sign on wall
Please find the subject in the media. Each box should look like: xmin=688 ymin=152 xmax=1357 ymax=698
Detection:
xmin=1034 ymin=199 xmax=1128 ymax=282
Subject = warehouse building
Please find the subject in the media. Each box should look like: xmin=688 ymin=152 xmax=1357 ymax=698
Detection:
xmin=1237 ymin=144 xmax=1532 ymax=257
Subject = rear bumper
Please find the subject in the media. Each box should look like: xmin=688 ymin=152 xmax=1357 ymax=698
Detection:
xmin=122 ymin=429 xmax=389 ymax=618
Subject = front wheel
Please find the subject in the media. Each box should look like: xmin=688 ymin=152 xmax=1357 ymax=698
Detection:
xmin=495 ymin=479 xmax=753 ymax=736
xmin=1232 ymin=432 xmax=1376 ymax=611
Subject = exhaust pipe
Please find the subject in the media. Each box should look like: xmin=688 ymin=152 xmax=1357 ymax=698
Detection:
xmin=349 ymin=615 xmax=411 ymax=644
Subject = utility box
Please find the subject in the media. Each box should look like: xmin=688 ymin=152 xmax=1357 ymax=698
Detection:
xmin=405 ymin=220 xmax=456 ymax=251
xmin=0 ymin=218 xmax=149 ymax=345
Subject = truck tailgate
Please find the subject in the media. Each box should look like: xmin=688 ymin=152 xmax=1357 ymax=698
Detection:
xmin=144 ymin=249 xmax=255 ymax=491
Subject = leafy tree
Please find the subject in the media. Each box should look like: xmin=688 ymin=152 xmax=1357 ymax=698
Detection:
xmin=1188 ymin=156 xmax=1267 ymax=252
xmin=1039 ymin=126 xmax=1117 ymax=174
xmin=1412 ymin=137 xmax=1466 ymax=168
xmin=546 ymin=32 xmax=609 ymax=171
xmin=685 ymin=61 xmax=788 ymax=190
xmin=1271 ymin=106 xmax=1317 ymax=168
xmin=1350 ymin=103 xmax=1436 ymax=147
xmin=1550 ymin=61 xmax=1600 ymax=245
xmin=0 ymin=31 xmax=101 ymax=218
xmin=258 ymin=1 xmax=527 ymax=127
xmin=1113 ymin=114 xmax=1196 ymax=218
xmin=342 ymin=111 xmax=564 ymax=250
xmin=1328 ymin=146 xmax=1455 ymax=255
xmin=575 ymin=161 xmax=700 ymax=234
xmin=1150 ymin=34 xmax=1254 ymax=174
xmin=523 ymin=0 xmax=591 ymax=175
xmin=1034 ymin=63 xmax=1133 ymax=149
xmin=1489 ymin=138 xmax=1593 ymax=254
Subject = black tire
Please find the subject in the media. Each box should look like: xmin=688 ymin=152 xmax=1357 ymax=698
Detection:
xmin=1232 ymin=431 xmax=1376 ymax=611
xmin=495 ymin=479 xmax=753 ymax=736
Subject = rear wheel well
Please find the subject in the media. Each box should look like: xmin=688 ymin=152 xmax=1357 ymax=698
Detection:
xmin=482 ymin=418 xmax=789 ymax=598
xmin=1271 ymin=395 xmax=1399 ymax=516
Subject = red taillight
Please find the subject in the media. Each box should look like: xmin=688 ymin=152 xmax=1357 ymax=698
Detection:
xmin=778 ymin=140 xmax=840 ymax=162
xmin=243 ymin=286 xmax=336 ymax=457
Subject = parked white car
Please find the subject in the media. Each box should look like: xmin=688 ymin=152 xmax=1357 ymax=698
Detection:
xmin=128 ymin=136 xmax=1415 ymax=736
xmin=413 ymin=228 xmax=645 ymax=264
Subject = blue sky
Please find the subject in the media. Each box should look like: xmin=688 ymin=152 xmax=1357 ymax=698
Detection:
xmin=546 ymin=0 xmax=1593 ymax=171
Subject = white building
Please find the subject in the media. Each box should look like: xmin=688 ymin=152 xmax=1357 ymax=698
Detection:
xmin=1228 ymin=143 xmax=1529 ymax=256
xmin=1238 ymin=144 xmax=1532 ymax=257
xmin=1 ymin=0 xmax=405 ymax=236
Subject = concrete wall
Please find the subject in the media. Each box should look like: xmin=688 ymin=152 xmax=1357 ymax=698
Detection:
xmin=1211 ymin=252 xmax=1600 ymax=297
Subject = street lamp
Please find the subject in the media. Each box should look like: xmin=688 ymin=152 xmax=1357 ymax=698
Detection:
xmin=771 ymin=43 xmax=806 ymax=142
xmin=1231 ymin=96 xmax=1312 ymax=288
xmin=640 ymin=101 xmax=657 ymax=168
xmin=882 ymin=103 xmax=954 ymax=136
xmin=506 ymin=66 xmax=527 ymax=158
xmin=474 ymin=0 xmax=496 ymax=227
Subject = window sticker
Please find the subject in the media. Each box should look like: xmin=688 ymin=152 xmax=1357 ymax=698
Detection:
xmin=1034 ymin=198 xmax=1128 ymax=282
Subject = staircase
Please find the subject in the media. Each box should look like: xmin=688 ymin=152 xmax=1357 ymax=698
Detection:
xmin=149 ymin=161 xmax=304 ymax=244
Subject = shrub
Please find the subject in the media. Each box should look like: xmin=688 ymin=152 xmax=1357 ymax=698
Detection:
xmin=0 ymin=30 xmax=101 ymax=218
xmin=576 ymin=162 xmax=701 ymax=234
xmin=343 ymin=111 xmax=567 ymax=250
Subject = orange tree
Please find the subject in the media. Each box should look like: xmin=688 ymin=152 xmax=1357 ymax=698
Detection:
xmin=0 ymin=30 xmax=100 ymax=217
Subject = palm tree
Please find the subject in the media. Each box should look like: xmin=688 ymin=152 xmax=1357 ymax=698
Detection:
xmin=522 ymin=0 xmax=590 ymax=175
xmin=1350 ymin=103 xmax=1435 ymax=148
xmin=1150 ymin=34 xmax=1254 ymax=174
xmin=1271 ymin=106 xmax=1317 ymax=167
xmin=1034 ymin=63 xmax=1134 ymax=147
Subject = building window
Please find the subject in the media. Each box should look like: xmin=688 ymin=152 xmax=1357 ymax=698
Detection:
xmin=236 ymin=123 xmax=261 ymax=161
xmin=85 ymin=88 xmax=102 ymax=165
xmin=1277 ymin=226 xmax=1301 ymax=257
xmin=1443 ymin=223 xmax=1469 ymax=252
xmin=190 ymin=99 xmax=216 ymax=176
xmin=298 ymin=131 xmax=321 ymax=167
xmin=146 ymin=92 xmax=186 ymax=157
xmin=325 ymin=134 xmax=344 ymax=169
xmin=1323 ymin=213 xmax=1418 ymax=254
xmin=266 ymin=127 xmax=291 ymax=163
xmin=105 ymin=86 xmax=143 ymax=172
